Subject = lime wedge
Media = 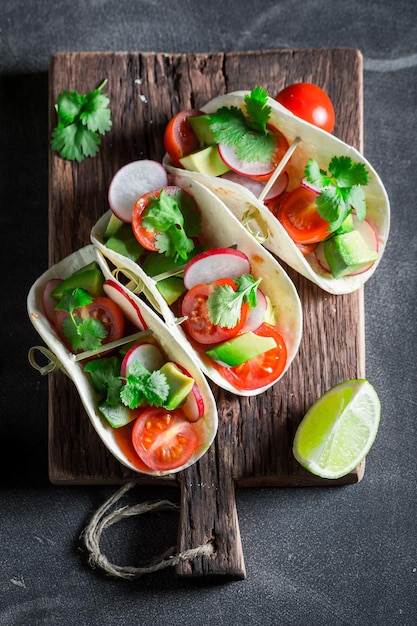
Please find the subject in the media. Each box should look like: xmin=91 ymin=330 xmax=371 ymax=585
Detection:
xmin=293 ymin=379 xmax=381 ymax=479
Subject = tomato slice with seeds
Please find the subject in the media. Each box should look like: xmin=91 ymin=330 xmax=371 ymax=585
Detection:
xmin=277 ymin=186 xmax=330 ymax=245
xmin=131 ymin=407 xmax=198 ymax=471
xmin=164 ymin=109 xmax=203 ymax=166
xmin=55 ymin=296 xmax=125 ymax=352
xmin=212 ymin=323 xmax=287 ymax=391
xmin=180 ymin=278 xmax=249 ymax=345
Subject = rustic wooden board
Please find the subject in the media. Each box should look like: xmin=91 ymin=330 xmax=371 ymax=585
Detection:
xmin=48 ymin=49 xmax=365 ymax=579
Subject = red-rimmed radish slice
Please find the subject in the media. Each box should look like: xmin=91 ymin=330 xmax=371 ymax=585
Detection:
xmin=314 ymin=216 xmax=379 ymax=276
xmin=241 ymin=288 xmax=267 ymax=333
xmin=300 ymin=176 xmax=321 ymax=195
xmin=175 ymin=363 xmax=205 ymax=422
xmin=108 ymin=160 xmax=168 ymax=223
xmin=221 ymin=170 xmax=289 ymax=203
xmin=103 ymin=280 xmax=147 ymax=330
xmin=120 ymin=342 xmax=165 ymax=377
xmin=183 ymin=248 xmax=251 ymax=290
xmin=42 ymin=278 xmax=62 ymax=324
xmin=218 ymin=143 xmax=275 ymax=178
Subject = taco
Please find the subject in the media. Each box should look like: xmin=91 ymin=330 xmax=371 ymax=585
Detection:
xmin=27 ymin=245 xmax=218 ymax=476
xmin=161 ymin=88 xmax=390 ymax=295
xmin=91 ymin=175 xmax=303 ymax=396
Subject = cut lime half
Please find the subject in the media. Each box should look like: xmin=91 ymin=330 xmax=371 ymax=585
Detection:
xmin=293 ymin=379 xmax=381 ymax=479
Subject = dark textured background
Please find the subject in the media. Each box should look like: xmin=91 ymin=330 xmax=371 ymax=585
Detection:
xmin=1 ymin=1 xmax=416 ymax=624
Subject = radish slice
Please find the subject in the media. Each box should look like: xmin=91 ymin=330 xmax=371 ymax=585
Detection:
xmin=241 ymin=288 xmax=267 ymax=332
xmin=108 ymin=160 xmax=168 ymax=223
xmin=103 ymin=280 xmax=147 ymax=330
xmin=218 ymin=143 xmax=274 ymax=178
xmin=175 ymin=363 xmax=205 ymax=422
xmin=314 ymin=216 xmax=379 ymax=276
xmin=183 ymin=248 xmax=251 ymax=290
xmin=221 ymin=170 xmax=289 ymax=203
xmin=120 ymin=342 xmax=165 ymax=377
xmin=42 ymin=279 xmax=62 ymax=324
xmin=300 ymin=177 xmax=321 ymax=195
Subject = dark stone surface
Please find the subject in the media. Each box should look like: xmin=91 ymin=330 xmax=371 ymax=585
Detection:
xmin=1 ymin=1 xmax=416 ymax=624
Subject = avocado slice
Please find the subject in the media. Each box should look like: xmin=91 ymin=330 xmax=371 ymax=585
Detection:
xmin=50 ymin=263 xmax=104 ymax=300
xmin=206 ymin=332 xmax=277 ymax=367
xmin=98 ymin=402 xmax=137 ymax=428
xmin=189 ymin=114 xmax=216 ymax=147
xmin=160 ymin=362 xmax=195 ymax=410
xmin=105 ymin=222 xmax=144 ymax=261
xmin=155 ymin=277 xmax=186 ymax=305
xmin=179 ymin=145 xmax=230 ymax=177
xmin=324 ymin=230 xmax=378 ymax=279
xmin=104 ymin=212 xmax=125 ymax=239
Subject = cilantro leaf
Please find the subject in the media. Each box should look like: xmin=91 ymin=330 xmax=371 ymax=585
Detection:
xmin=244 ymin=86 xmax=271 ymax=133
xmin=51 ymin=79 xmax=112 ymax=162
xmin=208 ymin=87 xmax=275 ymax=164
xmin=304 ymin=156 xmax=370 ymax=232
xmin=207 ymin=274 xmax=262 ymax=329
xmin=141 ymin=189 xmax=201 ymax=261
xmin=120 ymin=360 xmax=169 ymax=409
xmin=84 ymin=357 xmax=122 ymax=406
xmin=55 ymin=288 xmax=107 ymax=352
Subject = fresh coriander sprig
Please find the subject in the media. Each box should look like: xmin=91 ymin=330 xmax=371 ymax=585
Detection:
xmin=304 ymin=156 xmax=370 ymax=232
xmin=85 ymin=356 xmax=170 ymax=410
xmin=141 ymin=188 xmax=202 ymax=261
xmin=208 ymin=86 xmax=276 ymax=163
xmin=120 ymin=360 xmax=170 ymax=409
xmin=207 ymin=274 xmax=262 ymax=329
xmin=55 ymin=288 xmax=107 ymax=352
xmin=51 ymin=79 xmax=112 ymax=162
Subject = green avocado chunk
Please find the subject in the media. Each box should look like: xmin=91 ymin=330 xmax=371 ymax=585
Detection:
xmin=179 ymin=145 xmax=230 ymax=177
xmin=105 ymin=222 xmax=144 ymax=261
xmin=206 ymin=332 xmax=277 ymax=367
xmin=98 ymin=402 xmax=136 ymax=428
xmin=324 ymin=230 xmax=378 ymax=279
xmin=104 ymin=212 xmax=125 ymax=238
xmin=189 ymin=114 xmax=216 ymax=147
xmin=51 ymin=262 xmax=104 ymax=300
xmin=160 ymin=362 xmax=195 ymax=410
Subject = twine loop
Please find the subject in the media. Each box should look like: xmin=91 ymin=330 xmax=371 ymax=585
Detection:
xmin=82 ymin=482 xmax=214 ymax=579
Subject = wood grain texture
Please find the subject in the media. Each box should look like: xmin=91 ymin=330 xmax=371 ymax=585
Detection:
xmin=48 ymin=49 xmax=365 ymax=579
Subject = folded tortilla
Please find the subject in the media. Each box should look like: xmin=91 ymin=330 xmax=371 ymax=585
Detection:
xmin=27 ymin=244 xmax=218 ymax=476
xmin=91 ymin=177 xmax=303 ymax=396
xmin=162 ymin=91 xmax=390 ymax=295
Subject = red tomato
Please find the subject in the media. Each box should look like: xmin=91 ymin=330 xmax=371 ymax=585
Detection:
xmin=55 ymin=296 xmax=125 ymax=351
xmin=131 ymin=185 xmax=188 ymax=251
xmin=274 ymin=83 xmax=335 ymax=133
xmin=180 ymin=278 xmax=249 ymax=345
xmin=164 ymin=109 xmax=203 ymax=166
xmin=277 ymin=186 xmax=330 ymax=245
xmin=213 ymin=323 xmax=287 ymax=391
xmin=131 ymin=406 xmax=198 ymax=471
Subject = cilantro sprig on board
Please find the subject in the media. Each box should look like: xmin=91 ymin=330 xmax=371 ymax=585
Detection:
xmin=305 ymin=156 xmax=370 ymax=232
xmin=207 ymin=274 xmax=262 ymax=329
xmin=208 ymin=86 xmax=275 ymax=163
xmin=55 ymin=288 xmax=107 ymax=352
xmin=51 ymin=79 xmax=112 ymax=162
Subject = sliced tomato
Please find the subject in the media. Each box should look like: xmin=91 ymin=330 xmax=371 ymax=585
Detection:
xmin=277 ymin=186 xmax=330 ymax=245
xmin=212 ymin=323 xmax=287 ymax=391
xmin=131 ymin=185 xmax=184 ymax=251
xmin=164 ymin=109 xmax=203 ymax=166
xmin=55 ymin=296 xmax=125 ymax=352
xmin=180 ymin=278 xmax=249 ymax=345
xmin=274 ymin=83 xmax=335 ymax=133
xmin=131 ymin=406 xmax=198 ymax=471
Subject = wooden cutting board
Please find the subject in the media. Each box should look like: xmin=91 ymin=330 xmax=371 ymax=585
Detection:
xmin=48 ymin=49 xmax=365 ymax=579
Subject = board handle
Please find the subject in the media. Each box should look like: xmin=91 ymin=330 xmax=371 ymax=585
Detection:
xmin=175 ymin=442 xmax=246 ymax=580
